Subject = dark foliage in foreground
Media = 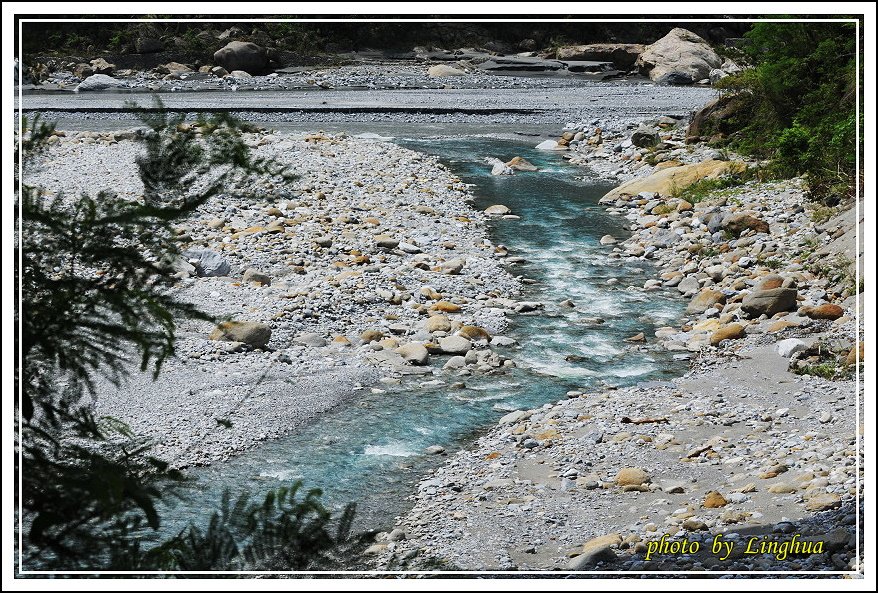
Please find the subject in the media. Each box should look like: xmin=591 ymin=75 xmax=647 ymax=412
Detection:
xmin=15 ymin=103 xmax=360 ymax=572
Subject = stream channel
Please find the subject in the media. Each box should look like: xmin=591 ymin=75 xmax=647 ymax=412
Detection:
xmin=155 ymin=133 xmax=689 ymax=543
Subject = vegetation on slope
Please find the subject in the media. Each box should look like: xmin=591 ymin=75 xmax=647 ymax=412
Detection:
xmin=712 ymin=20 xmax=861 ymax=204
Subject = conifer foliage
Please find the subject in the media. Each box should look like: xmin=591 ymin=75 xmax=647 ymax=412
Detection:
xmin=15 ymin=104 xmax=359 ymax=572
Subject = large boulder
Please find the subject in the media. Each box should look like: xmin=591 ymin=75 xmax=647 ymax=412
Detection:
xmin=213 ymin=41 xmax=269 ymax=75
xmin=183 ymin=248 xmax=231 ymax=277
xmin=438 ymin=335 xmax=472 ymax=355
xmin=135 ymin=37 xmax=164 ymax=53
xmin=636 ymin=28 xmax=722 ymax=85
xmin=486 ymin=157 xmax=513 ymax=175
xmin=600 ymin=160 xmax=747 ymax=202
xmin=156 ymin=61 xmax=193 ymax=75
xmin=741 ymin=276 xmax=798 ymax=318
xmin=631 ymin=126 xmax=660 ymax=148
xmin=568 ymin=533 xmax=621 ymax=569
xmin=506 ymin=156 xmax=538 ymax=171
xmin=428 ymin=64 xmax=466 ymax=77
xmin=89 ymin=58 xmax=115 ymax=75
xmin=721 ymin=213 xmax=769 ymax=236
xmin=458 ymin=325 xmax=491 ymax=341
xmin=800 ymin=303 xmax=845 ymax=320
xmin=710 ymin=323 xmax=746 ymax=346
xmin=396 ymin=343 xmax=429 ymax=365
xmin=75 ymin=74 xmax=126 ymax=92
xmin=686 ymin=288 xmax=726 ymax=314
xmin=776 ymin=338 xmax=808 ymax=358
xmin=556 ymin=43 xmax=645 ymax=69
xmin=535 ymin=139 xmax=567 ymax=151
xmin=484 ymin=204 xmax=511 ymax=216
xmin=209 ymin=321 xmax=271 ymax=348
xmin=686 ymin=94 xmax=746 ymax=143
xmin=425 ymin=315 xmax=452 ymax=333
xmin=73 ymin=63 xmax=95 ymax=79
xmin=616 ymin=467 xmax=649 ymax=486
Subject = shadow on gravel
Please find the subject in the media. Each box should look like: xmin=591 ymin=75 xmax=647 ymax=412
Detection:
xmin=382 ymin=498 xmax=862 ymax=579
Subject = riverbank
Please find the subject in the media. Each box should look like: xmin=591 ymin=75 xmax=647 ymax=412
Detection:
xmin=372 ymin=116 xmax=863 ymax=573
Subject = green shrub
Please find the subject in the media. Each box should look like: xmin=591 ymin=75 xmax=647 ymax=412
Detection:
xmin=711 ymin=21 xmax=860 ymax=202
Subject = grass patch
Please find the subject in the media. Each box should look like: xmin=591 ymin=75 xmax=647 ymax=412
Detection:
xmin=675 ymin=171 xmax=754 ymax=203
xmin=806 ymin=253 xmax=857 ymax=295
xmin=793 ymin=362 xmax=841 ymax=379
xmin=809 ymin=204 xmax=838 ymax=223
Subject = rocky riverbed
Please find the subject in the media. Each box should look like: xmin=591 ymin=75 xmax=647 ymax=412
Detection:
xmin=26 ymin=128 xmax=531 ymax=468
xmin=21 ymin=73 xmax=863 ymax=576
xmin=370 ymin=113 xmax=864 ymax=574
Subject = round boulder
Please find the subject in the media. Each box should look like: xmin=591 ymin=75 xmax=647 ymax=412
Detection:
xmin=209 ymin=321 xmax=271 ymax=348
xmin=425 ymin=315 xmax=452 ymax=333
xmin=616 ymin=467 xmax=649 ymax=486
xmin=636 ymin=27 xmax=722 ymax=85
xmin=710 ymin=323 xmax=746 ymax=346
xmin=438 ymin=335 xmax=472 ymax=355
xmin=396 ymin=343 xmax=429 ymax=365
xmin=213 ymin=41 xmax=269 ymax=75
xmin=686 ymin=288 xmax=726 ymax=314
xmin=458 ymin=325 xmax=491 ymax=341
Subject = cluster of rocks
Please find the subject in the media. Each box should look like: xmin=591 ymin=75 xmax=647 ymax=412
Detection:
xmin=37 ymin=60 xmax=632 ymax=94
xmin=24 ymin=27 xmax=742 ymax=96
xmin=31 ymin=39 xmax=275 ymax=92
xmin=555 ymin=28 xmax=740 ymax=86
xmin=538 ymin=113 xmax=733 ymax=184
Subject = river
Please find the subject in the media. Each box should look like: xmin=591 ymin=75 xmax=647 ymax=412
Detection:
xmin=153 ymin=133 xmax=688 ymax=546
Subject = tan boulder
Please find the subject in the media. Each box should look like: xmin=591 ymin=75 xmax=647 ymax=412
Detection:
xmin=710 ymin=323 xmax=746 ymax=346
xmin=801 ymin=303 xmax=845 ymax=320
xmin=600 ymin=160 xmax=747 ymax=202
xmin=506 ymin=156 xmax=538 ymax=171
xmin=360 ymin=329 xmax=384 ymax=343
xmin=844 ymin=342 xmax=864 ymax=365
xmin=616 ymin=467 xmax=649 ymax=486
xmin=703 ymin=491 xmax=728 ymax=508
xmin=458 ymin=325 xmax=491 ymax=341
xmin=425 ymin=314 xmax=452 ymax=333
xmin=432 ymin=301 xmax=462 ymax=313
xmin=686 ymin=288 xmax=726 ymax=314
xmin=805 ymin=493 xmax=841 ymax=512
